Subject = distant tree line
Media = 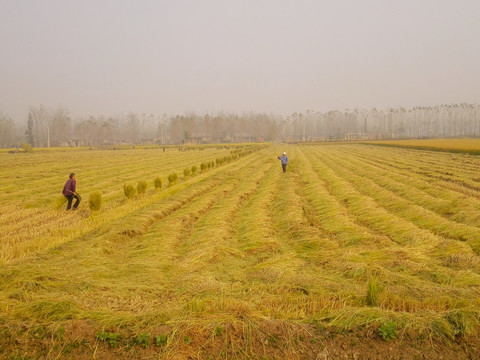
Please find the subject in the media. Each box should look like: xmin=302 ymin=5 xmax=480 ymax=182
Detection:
xmin=0 ymin=112 xmax=16 ymax=148
xmin=0 ymin=103 xmax=479 ymax=148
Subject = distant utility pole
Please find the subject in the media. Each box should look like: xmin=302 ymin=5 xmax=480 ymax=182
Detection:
xmin=301 ymin=113 xmax=305 ymax=141
xmin=161 ymin=113 xmax=168 ymax=145
xmin=303 ymin=117 xmax=306 ymax=141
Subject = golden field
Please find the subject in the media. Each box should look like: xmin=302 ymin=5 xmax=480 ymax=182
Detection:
xmin=363 ymin=137 xmax=480 ymax=154
xmin=0 ymin=142 xmax=479 ymax=359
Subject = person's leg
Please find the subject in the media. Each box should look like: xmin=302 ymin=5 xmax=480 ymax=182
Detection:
xmin=282 ymin=164 xmax=287 ymax=173
xmin=66 ymin=195 xmax=73 ymax=210
xmin=72 ymin=194 xmax=81 ymax=209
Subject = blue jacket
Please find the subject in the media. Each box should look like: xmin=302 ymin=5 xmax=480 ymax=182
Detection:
xmin=278 ymin=155 xmax=288 ymax=165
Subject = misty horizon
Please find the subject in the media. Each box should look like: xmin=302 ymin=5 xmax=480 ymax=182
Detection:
xmin=1 ymin=1 xmax=479 ymax=124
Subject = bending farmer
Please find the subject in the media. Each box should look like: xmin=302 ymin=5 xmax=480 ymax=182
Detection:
xmin=62 ymin=173 xmax=81 ymax=210
xmin=278 ymin=152 xmax=288 ymax=173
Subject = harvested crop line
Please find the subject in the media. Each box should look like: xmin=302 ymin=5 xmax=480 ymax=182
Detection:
xmin=1 ymin=144 xmax=480 ymax=359
xmin=344 ymin=145 xmax=480 ymax=193
xmin=0 ymin=146 xmax=265 ymax=262
xmin=334 ymin=148 xmax=480 ymax=222
xmin=295 ymin=147 xmax=391 ymax=248
xmin=313 ymin=147 xmax=480 ymax=246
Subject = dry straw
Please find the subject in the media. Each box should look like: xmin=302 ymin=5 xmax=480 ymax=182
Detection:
xmin=1 ymin=143 xmax=480 ymax=357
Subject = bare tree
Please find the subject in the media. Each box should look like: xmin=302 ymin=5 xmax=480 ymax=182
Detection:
xmin=0 ymin=112 xmax=15 ymax=147
xmin=25 ymin=112 xmax=35 ymax=146
xmin=50 ymin=107 xmax=71 ymax=146
xmin=29 ymin=105 xmax=50 ymax=146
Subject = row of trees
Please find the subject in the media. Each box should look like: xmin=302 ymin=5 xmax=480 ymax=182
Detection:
xmin=1 ymin=103 xmax=479 ymax=148
xmin=0 ymin=112 xmax=16 ymax=148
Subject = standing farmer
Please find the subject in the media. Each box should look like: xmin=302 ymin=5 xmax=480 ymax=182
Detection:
xmin=62 ymin=173 xmax=81 ymax=210
xmin=278 ymin=152 xmax=288 ymax=173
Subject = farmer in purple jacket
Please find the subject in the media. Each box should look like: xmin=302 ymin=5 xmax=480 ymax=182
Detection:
xmin=62 ymin=173 xmax=81 ymax=210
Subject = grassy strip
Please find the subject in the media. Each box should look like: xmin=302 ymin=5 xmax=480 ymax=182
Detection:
xmin=361 ymin=138 xmax=480 ymax=155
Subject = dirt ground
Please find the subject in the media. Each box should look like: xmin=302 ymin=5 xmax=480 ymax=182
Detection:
xmin=1 ymin=320 xmax=479 ymax=359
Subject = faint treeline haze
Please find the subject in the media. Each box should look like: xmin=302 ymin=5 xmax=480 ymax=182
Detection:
xmin=1 ymin=103 xmax=480 ymax=147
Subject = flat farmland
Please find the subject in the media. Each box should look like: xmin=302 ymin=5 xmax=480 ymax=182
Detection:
xmin=363 ymin=137 xmax=480 ymax=154
xmin=1 ymin=143 xmax=480 ymax=359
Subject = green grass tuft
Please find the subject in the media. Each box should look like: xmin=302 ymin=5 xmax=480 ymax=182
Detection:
xmin=137 ymin=180 xmax=147 ymax=195
xmin=21 ymin=143 xmax=34 ymax=153
xmin=445 ymin=308 xmax=478 ymax=337
xmin=168 ymin=172 xmax=178 ymax=186
xmin=123 ymin=183 xmax=136 ymax=199
xmin=366 ymin=278 xmax=381 ymax=307
xmin=154 ymin=176 xmax=162 ymax=190
xmin=88 ymin=190 xmax=102 ymax=211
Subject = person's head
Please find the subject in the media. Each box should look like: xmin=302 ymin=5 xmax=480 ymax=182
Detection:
xmin=283 ymin=152 xmax=287 ymax=155
xmin=69 ymin=173 xmax=75 ymax=179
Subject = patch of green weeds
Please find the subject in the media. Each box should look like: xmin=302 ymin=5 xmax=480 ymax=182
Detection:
xmin=378 ymin=321 xmax=397 ymax=341
xmin=54 ymin=326 xmax=65 ymax=340
xmin=134 ymin=332 xmax=150 ymax=348
xmin=96 ymin=331 xmax=120 ymax=348
xmin=445 ymin=308 xmax=478 ymax=337
xmin=154 ymin=334 xmax=168 ymax=346
xmin=184 ymin=335 xmax=191 ymax=344
xmin=31 ymin=326 xmax=47 ymax=339
xmin=214 ymin=326 xmax=224 ymax=337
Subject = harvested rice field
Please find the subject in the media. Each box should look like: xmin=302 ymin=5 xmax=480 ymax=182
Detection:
xmin=1 ymin=142 xmax=479 ymax=359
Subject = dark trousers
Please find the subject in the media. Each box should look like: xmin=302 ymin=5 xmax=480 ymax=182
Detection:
xmin=65 ymin=194 xmax=81 ymax=210
xmin=282 ymin=164 xmax=287 ymax=173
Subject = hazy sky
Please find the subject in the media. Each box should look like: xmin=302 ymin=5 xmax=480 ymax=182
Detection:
xmin=1 ymin=0 xmax=479 ymax=123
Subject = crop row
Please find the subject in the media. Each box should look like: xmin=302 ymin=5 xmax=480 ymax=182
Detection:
xmin=1 ymin=143 xmax=479 ymax=351
xmin=0 ymin=145 xmax=265 ymax=262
